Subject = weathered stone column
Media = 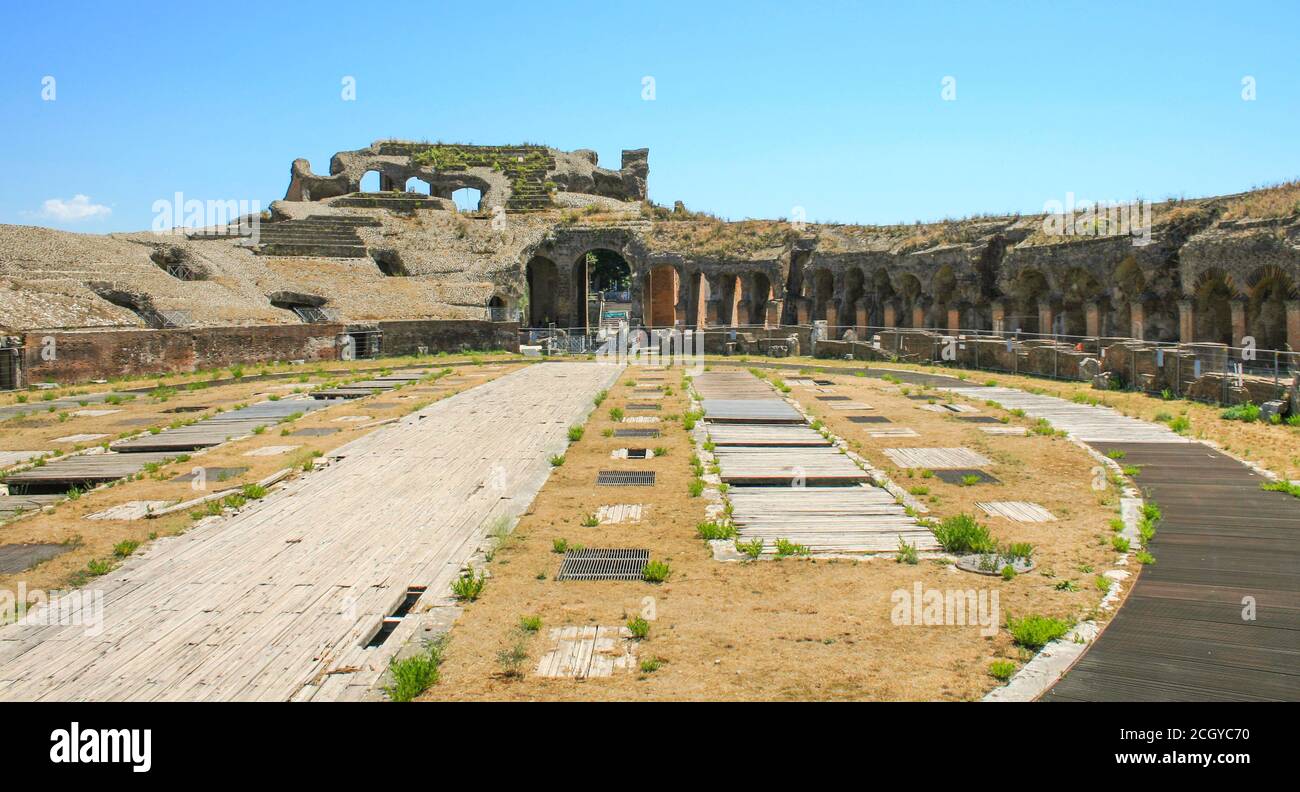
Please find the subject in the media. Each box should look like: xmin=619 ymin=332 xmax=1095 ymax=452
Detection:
xmin=795 ymin=297 xmax=810 ymax=326
xmin=1230 ymin=297 xmax=1247 ymax=347
xmin=947 ymin=306 xmax=961 ymax=333
xmin=855 ymin=299 xmax=869 ymax=336
xmin=911 ymin=303 xmax=925 ymax=329
xmin=1131 ymin=301 xmax=1146 ymax=341
xmin=1287 ymin=300 xmax=1300 ymax=352
xmin=1178 ymin=299 xmax=1195 ymax=344
xmin=991 ymin=301 xmax=1005 ymax=335
xmin=1038 ymin=300 xmax=1056 ymax=337
xmin=1085 ymin=302 xmax=1101 ymax=337
xmin=764 ymin=299 xmax=782 ymax=328
xmin=825 ymin=301 xmax=839 ymax=332
xmin=883 ymin=301 xmax=898 ymax=329
xmin=735 ymin=298 xmax=752 ymax=327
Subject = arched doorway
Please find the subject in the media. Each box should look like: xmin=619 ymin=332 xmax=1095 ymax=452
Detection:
xmin=1008 ymin=269 xmax=1050 ymax=334
xmin=359 ymin=170 xmax=381 ymax=192
xmin=897 ymin=274 xmax=922 ymax=328
xmin=812 ymin=269 xmax=834 ymax=321
xmin=843 ymin=269 xmax=864 ymax=329
xmin=870 ymin=269 xmax=895 ymax=327
xmin=487 ymin=294 xmax=509 ymax=322
xmin=1061 ymin=267 xmax=1105 ymax=338
xmin=525 ymin=256 xmax=558 ymax=326
xmin=1246 ymin=266 xmax=1294 ymax=351
xmin=574 ymin=249 xmax=632 ymax=331
xmin=404 ymin=177 xmax=431 ymax=195
xmin=1193 ymin=270 xmax=1234 ymax=345
xmin=749 ymin=272 xmax=773 ymax=325
xmin=647 ymin=265 xmax=680 ymax=327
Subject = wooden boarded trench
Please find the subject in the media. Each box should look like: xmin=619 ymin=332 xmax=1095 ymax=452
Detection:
xmin=693 ymin=371 xmax=936 ymax=554
xmin=0 ymin=362 xmax=621 ymax=701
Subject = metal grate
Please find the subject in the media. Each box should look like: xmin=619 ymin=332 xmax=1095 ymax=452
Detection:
xmin=597 ymin=470 xmax=656 ymax=486
xmin=615 ymin=429 xmax=659 ymax=438
xmin=847 ymin=415 xmax=891 ymax=423
xmin=557 ymin=549 xmax=650 ymax=581
xmin=626 ymin=403 xmax=660 ymax=411
xmin=816 ymin=395 xmax=850 ymax=401
xmin=813 ymin=379 xmax=834 ymax=386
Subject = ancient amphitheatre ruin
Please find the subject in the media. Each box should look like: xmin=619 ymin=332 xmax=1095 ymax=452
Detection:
xmin=0 ymin=139 xmax=1297 ymax=703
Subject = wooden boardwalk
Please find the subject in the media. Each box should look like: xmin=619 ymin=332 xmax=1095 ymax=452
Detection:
xmin=943 ymin=386 xmax=1189 ymax=444
xmin=0 ymin=362 xmax=620 ymax=701
xmin=857 ymin=367 xmax=1298 ymax=701
xmin=1042 ymin=442 xmax=1300 ymax=701
xmin=693 ymin=371 xmax=934 ymax=555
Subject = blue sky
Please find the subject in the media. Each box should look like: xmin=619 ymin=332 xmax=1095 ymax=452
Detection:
xmin=1 ymin=0 xmax=1297 ymax=232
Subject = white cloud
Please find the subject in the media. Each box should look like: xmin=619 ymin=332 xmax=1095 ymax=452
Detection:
xmin=34 ymin=194 xmax=112 ymax=222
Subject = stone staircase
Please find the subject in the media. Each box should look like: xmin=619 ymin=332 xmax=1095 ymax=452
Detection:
xmin=254 ymin=215 xmax=379 ymax=258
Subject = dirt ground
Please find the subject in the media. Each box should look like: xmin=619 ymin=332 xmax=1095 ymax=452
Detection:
xmin=428 ymin=364 xmax=1125 ymax=701
xmin=755 ymin=355 xmax=1300 ymax=481
xmin=0 ymin=357 xmax=524 ymax=600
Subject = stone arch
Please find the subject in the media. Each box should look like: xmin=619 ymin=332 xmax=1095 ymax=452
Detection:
xmin=452 ymin=187 xmax=483 ymax=212
xmin=487 ymin=293 xmax=510 ymax=322
xmin=1007 ymin=269 xmax=1050 ymax=333
xmin=151 ymin=246 xmax=204 ymax=281
xmin=87 ymin=283 xmax=167 ymax=329
xmin=869 ymin=269 xmax=895 ymax=326
xmin=1061 ymin=267 xmax=1106 ymax=338
xmin=1244 ymin=265 xmax=1295 ymax=351
xmin=360 ymin=170 xmax=381 ymax=192
xmin=749 ymin=271 xmax=773 ymax=325
xmin=371 ymin=249 xmax=408 ymax=277
xmin=268 ymin=291 xmax=330 ymax=323
xmin=1192 ymin=268 xmax=1237 ymax=344
xmin=843 ymin=268 xmax=865 ymax=328
xmin=525 ymin=255 xmax=559 ymax=326
xmin=811 ymin=268 xmax=834 ymax=322
xmin=573 ymin=248 xmax=632 ymax=330
xmin=404 ymin=177 xmax=431 ymax=195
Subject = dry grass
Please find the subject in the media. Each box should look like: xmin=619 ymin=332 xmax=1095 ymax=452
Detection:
xmin=796 ymin=357 xmax=1300 ymax=481
xmin=1220 ymin=180 xmax=1300 ymax=221
xmin=426 ymin=365 xmax=1123 ymax=701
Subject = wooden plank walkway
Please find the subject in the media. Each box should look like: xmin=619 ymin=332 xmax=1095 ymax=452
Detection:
xmin=0 ymin=362 xmax=620 ymax=701
xmin=944 ymin=386 xmax=1189 ymax=443
xmin=1042 ymin=442 xmax=1300 ymax=701
xmin=696 ymin=369 xmax=934 ymax=554
xmin=712 ymin=447 xmax=869 ymax=485
xmin=700 ymin=399 xmax=804 ymax=424
xmin=113 ymin=398 xmax=340 ymax=453
xmin=4 ymin=451 xmax=179 ymax=495
xmin=883 ymin=447 xmax=992 ymax=470
xmin=728 ymin=485 xmax=939 ymax=553
xmin=705 ymin=424 xmax=830 ymax=447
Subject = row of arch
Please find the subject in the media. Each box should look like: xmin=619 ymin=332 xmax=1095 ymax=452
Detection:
xmin=358 ymin=170 xmax=482 ymax=211
xmin=798 ymin=261 xmax=1297 ymax=347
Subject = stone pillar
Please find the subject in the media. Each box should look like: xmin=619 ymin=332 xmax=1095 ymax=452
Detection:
xmin=826 ymin=302 xmax=839 ymax=332
xmin=883 ymin=301 xmax=898 ymax=329
xmin=1178 ymin=299 xmax=1195 ymax=344
xmin=991 ymin=301 xmax=1006 ymax=335
xmin=1085 ymin=302 xmax=1101 ymax=337
xmin=1230 ymin=297 xmax=1247 ymax=347
xmin=1130 ymin=302 xmax=1146 ymax=341
xmin=795 ymin=297 xmax=810 ymax=326
xmin=765 ymin=300 xmax=781 ymax=328
xmin=1038 ymin=300 xmax=1056 ymax=337
xmin=945 ymin=306 xmax=960 ymax=333
xmin=911 ymin=304 xmax=925 ymax=329
xmin=736 ymin=299 xmax=752 ymax=328
xmin=855 ymin=299 xmax=869 ymax=335
xmin=1287 ymin=300 xmax=1300 ymax=352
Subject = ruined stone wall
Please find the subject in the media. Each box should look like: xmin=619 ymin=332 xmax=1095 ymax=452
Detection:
xmin=20 ymin=324 xmax=344 ymax=384
xmin=376 ymin=320 xmax=518 ymax=356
